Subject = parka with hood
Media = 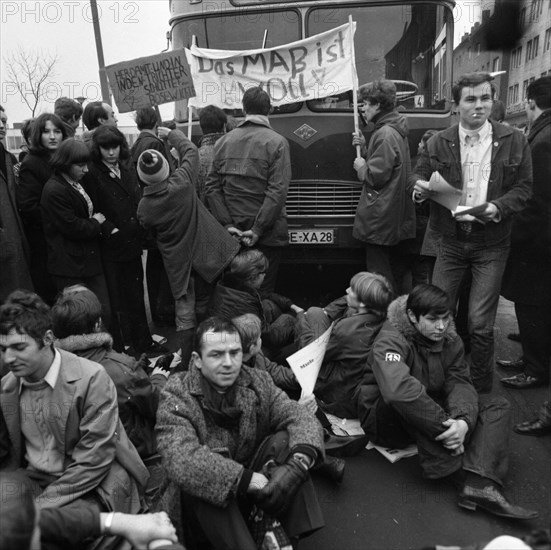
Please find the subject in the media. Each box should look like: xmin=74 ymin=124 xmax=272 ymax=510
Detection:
xmin=353 ymin=111 xmax=416 ymax=246
xmin=356 ymin=295 xmax=478 ymax=442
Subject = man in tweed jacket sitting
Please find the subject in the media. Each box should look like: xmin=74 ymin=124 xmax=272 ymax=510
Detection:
xmin=156 ymin=317 xmax=324 ymax=550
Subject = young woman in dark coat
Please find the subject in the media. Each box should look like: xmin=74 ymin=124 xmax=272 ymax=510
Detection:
xmin=40 ymin=138 xmax=111 ymax=322
xmin=17 ymin=113 xmax=67 ymax=303
xmin=85 ymin=126 xmax=164 ymax=356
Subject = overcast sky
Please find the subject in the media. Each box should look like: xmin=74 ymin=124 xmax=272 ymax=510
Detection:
xmin=0 ymin=0 xmax=482 ymax=127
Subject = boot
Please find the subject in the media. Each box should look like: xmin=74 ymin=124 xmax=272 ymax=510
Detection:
xmin=172 ymin=328 xmax=195 ymax=374
xmin=323 ymin=428 xmax=369 ymax=457
xmin=312 ymin=455 xmax=345 ymax=483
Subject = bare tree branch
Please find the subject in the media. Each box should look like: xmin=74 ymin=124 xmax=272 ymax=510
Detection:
xmin=3 ymin=47 xmax=59 ymax=117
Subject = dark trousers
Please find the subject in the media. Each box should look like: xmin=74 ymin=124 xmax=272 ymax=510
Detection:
xmin=182 ymin=431 xmax=324 ymax=550
xmin=515 ymin=301 xmax=551 ymax=382
xmin=433 ymin=237 xmax=510 ymax=393
xmin=53 ymin=273 xmax=111 ymax=329
xmin=364 ymin=241 xmax=413 ymax=294
xmin=372 ymin=395 xmax=511 ymax=485
xmin=146 ymin=248 xmax=175 ymax=324
xmin=257 ymin=245 xmax=282 ymax=294
xmin=103 ymin=256 xmax=152 ymax=353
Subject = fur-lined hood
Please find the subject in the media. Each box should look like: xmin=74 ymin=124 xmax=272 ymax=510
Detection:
xmin=55 ymin=332 xmax=113 ymax=354
xmin=386 ymin=295 xmax=458 ymax=343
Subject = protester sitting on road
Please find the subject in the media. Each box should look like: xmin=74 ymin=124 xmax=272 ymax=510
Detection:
xmin=51 ymin=285 xmax=171 ymax=460
xmin=156 ymin=316 xmax=325 ymax=550
xmin=233 ymin=312 xmax=355 ymax=482
xmin=208 ymin=248 xmax=302 ymax=351
xmin=0 ymin=290 xmax=150 ymax=548
xmin=0 ymin=471 xmax=184 ymax=550
xmin=356 ymin=284 xmax=538 ymax=520
xmin=17 ymin=112 xmax=68 ymax=304
xmin=296 ymin=271 xmax=393 ymax=419
xmin=137 ymin=128 xmax=240 ymax=371
xmin=197 ymin=105 xmax=227 ymax=203
xmin=233 ymin=312 xmax=300 ymax=397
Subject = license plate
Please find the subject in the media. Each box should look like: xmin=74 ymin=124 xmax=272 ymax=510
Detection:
xmin=288 ymin=229 xmax=335 ymax=244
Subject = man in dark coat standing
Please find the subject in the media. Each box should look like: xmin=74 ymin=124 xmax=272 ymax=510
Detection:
xmin=351 ymin=79 xmax=416 ymax=294
xmin=412 ymin=72 xmax=532 ymax=393
xmin=500 ymin=77 xmax=551 ymax=401
xmin=137 ymin=128 xmax=240 ymax=369
xmin=0 ymin=105 xmax=33 ymax=301
xmin=205 ymin=87 xmax=291 ymax=293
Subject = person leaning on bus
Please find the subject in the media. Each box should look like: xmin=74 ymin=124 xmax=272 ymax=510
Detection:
xmin=351 ymin=79 xmax=416 ymax=295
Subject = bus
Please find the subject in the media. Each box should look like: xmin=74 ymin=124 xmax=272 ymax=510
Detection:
xmin=169 ymin=0 xmax=455 ymax=264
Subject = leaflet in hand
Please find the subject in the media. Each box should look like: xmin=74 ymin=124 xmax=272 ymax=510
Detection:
xmin=287 ymin=323 xmax=333 ymax=397
xmin=428 ymin=172 xmax=487 ymax=217
xmin=427 ymin=171 xmax=462 ymax=212
xmin=452 ymin=203 xmax=489 ymax=217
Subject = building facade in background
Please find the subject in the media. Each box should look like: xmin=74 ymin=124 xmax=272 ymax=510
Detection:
xmin=453 ymin=0 xmax=551 ymax=128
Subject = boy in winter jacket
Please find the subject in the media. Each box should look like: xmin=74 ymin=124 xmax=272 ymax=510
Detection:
xmin=356 ymin=284 xmax=537 ymax=521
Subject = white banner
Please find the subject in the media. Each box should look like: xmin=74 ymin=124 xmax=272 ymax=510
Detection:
xmin=185 ymin=22 xmax=357 ymax=109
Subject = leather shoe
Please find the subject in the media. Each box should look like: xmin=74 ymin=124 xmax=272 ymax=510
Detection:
xmin=500 ymin=372 xmax=546 ymax=389
xmin=496 ymin=357 xmax=524 ymax=371
xmin=312 ymin=455 xmax=345 ymax=483
xmin=458 ymin=485 xmax=538 ymax=519
xmin=324 ymin=430 xmax=369 ymax=457
xmin=514 ymin=418 xmax=551 ymax=437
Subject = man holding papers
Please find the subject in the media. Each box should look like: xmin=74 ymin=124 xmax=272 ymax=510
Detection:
xmin=411 ymin=72 xmax=532 ymax=393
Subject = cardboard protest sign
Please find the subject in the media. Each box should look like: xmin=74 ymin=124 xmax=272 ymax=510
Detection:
xmin=106 ymin=50 xmax=195 ymax=113
xmin=185 ymin=22 xmax=357 ymax=109
xmin=287 ymin=323 xmax=334 ymax=397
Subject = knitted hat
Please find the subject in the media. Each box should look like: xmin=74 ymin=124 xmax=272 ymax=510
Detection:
xmin=137 ymin=150 xmax=170 ymax=185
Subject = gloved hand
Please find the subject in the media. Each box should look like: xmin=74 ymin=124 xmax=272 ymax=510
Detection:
xmin=254 ymin=456 xmax=309 ymax=516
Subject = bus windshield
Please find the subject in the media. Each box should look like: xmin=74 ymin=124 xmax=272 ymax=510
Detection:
xmin=307 ymin=4 xmax=449 ymax=111
xmin=172 ymin=3 xmax=450 ymax=114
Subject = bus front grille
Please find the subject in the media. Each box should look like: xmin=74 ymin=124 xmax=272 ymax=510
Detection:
xmin=286 ymin=181 xmax=362 ymax=218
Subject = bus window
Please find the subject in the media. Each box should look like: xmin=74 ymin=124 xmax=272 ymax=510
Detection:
xmin=171 ymin=9 xmax=301 ymax=50
xmin=307 ymin=4 xmax=449 ymax=112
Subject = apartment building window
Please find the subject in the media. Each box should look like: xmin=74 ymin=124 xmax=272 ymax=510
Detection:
xmin=520 ymin=7 xmax=527 ymax=28
xmin=513 ymin=84 xmax=519 ymax=104
xmin=523 ymin=79 xmax=529 ymax=100
xmin=508 ymin=86 xmax=514 ymax=106
xmin=512 ymin=46 xmax=523 ymax=68
xmin=533 ymin=36 xmax=539 ymax=58
xmin=531 ymin=0 xmax=543 ymax=20
xmin=476 ymin=43 xmax=481 ymax=56
xmin=493 ymin=57 xmax=500 ymax=71
xmin=545 ymin=28 xmax=551 ymax=52
xmin=526 ymin=40 xmax=533 ymax=63
xmin=530 ymin=76 xmax=536 ymax=84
